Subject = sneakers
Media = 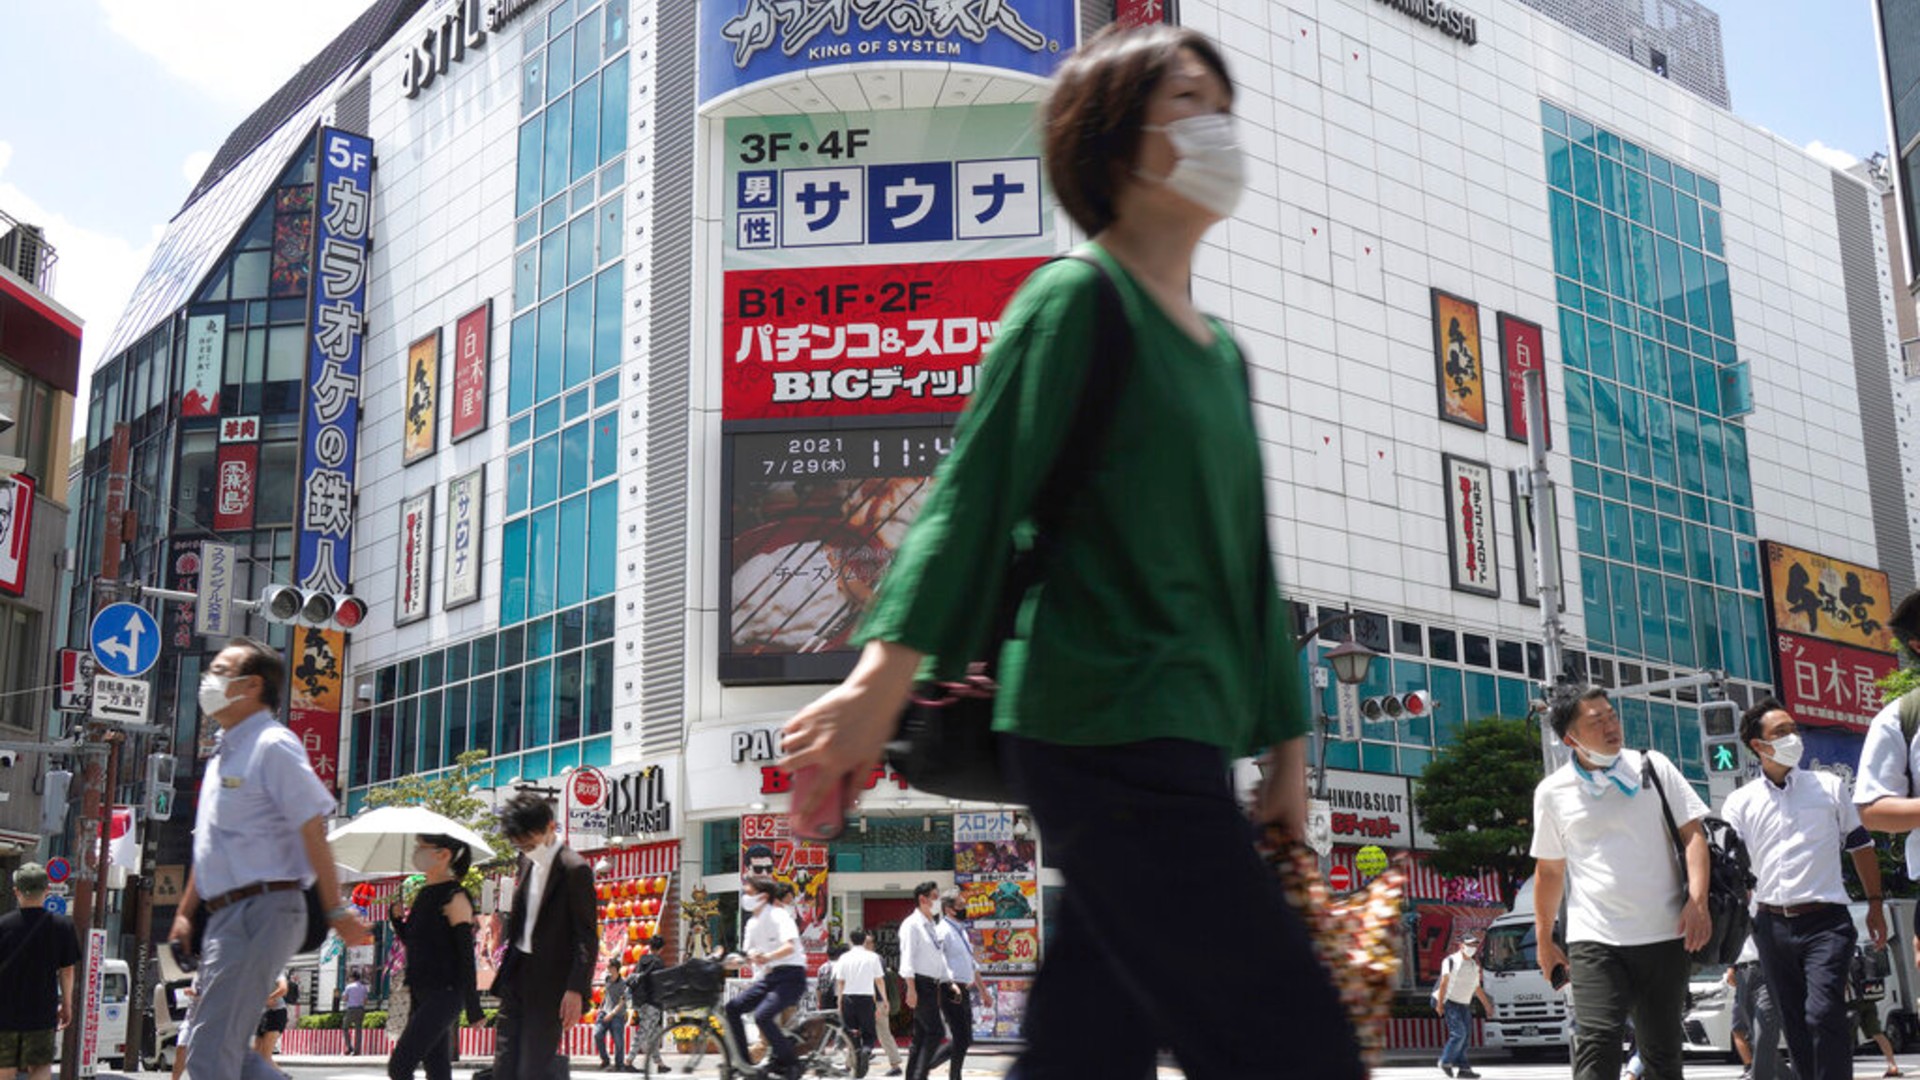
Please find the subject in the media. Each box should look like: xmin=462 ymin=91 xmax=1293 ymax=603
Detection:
xmin=1439 ymin=1063 xmax=1454 ymax=1078
xmin=1457 ymin=1070 xmax=1481 ymax=1079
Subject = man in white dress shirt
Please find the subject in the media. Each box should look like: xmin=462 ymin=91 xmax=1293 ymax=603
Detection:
xmin=897 ymin=882 xmax=952 ymax=1080
xmin=1725 ymin=697 xmax=1886 ymax=1080
xmin=836 ymin=930 xmax=888 ymax=1078
xmin=1529 ymin=686 xmax=1711 ymax=1080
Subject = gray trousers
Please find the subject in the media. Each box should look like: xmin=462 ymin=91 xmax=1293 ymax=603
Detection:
xmin=184 ymin=888 xmax=305 ymax=1080
xmin=1735 ymin=961 xmax=1796 ymax=1080
xmin=1568 ymin=938 xmax=1691 ymax=1080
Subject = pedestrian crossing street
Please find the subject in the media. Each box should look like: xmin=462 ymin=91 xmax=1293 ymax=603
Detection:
xmin=1372 ymin=1055 xmax=1898 ymax=1079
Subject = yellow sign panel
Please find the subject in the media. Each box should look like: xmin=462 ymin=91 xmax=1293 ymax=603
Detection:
xmin=1763 ymin=541 xmax=1895 ymax=654
xmin=1356 ymin=844 xmax=1389 ymax=879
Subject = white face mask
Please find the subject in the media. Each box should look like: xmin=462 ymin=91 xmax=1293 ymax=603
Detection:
xmin=198 ymin=673 xmax=237 ymax=716
xmin=1570 ymin=739 xmax=1620 ymax=769
xmin=1464 ymin=946 xmax=1477 ymax=958
xmin=741 ymin=892 xmax=766 ymax=913
xmin=411 ymin=847 xmax=442 ymax=874
xmin=1139 ymin=113 xmax=1245 ymax=219
xmin=1767 ymin=733 xmax=1804 ymax=770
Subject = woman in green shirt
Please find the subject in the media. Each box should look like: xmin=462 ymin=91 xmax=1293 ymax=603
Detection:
xmin=781 ymin=24 xmax=1360 ymax=1079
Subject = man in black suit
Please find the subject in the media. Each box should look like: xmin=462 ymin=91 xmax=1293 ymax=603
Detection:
xmin=492 ymin=792 xmax=598 ymax=1079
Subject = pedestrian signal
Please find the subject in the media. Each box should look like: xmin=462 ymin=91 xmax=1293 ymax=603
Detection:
xmin=1708 ymin=742 xmax=1740 ymax=772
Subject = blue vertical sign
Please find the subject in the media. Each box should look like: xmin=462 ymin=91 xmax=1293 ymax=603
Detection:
xmin=296 ymin=128 xmax=373 ymax=595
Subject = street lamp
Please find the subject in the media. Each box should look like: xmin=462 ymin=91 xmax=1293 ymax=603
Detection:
xmin=1308 ymin=637 xmax=1378 ymax=800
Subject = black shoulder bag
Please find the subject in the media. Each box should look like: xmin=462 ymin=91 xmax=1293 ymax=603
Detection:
xmin=1644 ymin=753 xmax=1754 ymax=964
xmin=885 ymin=253 xmax=1134 ymax=803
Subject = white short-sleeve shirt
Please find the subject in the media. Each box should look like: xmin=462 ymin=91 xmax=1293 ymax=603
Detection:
xmin=1530 ymin=748 xmax=1708 ymax=946
xmin=1853 ymin=698 xmax=1920 ymax=878
xmin=1721 ymin=767 xmax=1867 ymax=906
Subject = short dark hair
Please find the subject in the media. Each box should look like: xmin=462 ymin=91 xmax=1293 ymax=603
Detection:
xmin=419 ymin=833 xmax=474 ymax=878
xmin=771 ymin=880 xmax=795 ymax=902
xmin=1741 ymin=697 xmax=1788 ymax=756
xmin=913 ymin=880 xmax=940 ymax=901
xmin=1893 ymin=591 xmax=1920 ymax=647
xmin=849 ymin=929 xmax=868 ymax=946
xmin=1549 ymin=685 xmax=1610 ymax=738
xmin=745 ymin=843 xmax=775 ymax=866
xmin=1043 ymin=23 xmax=1234 ymax=235
xmin=743 ymin=875 xmax=777 ymax=898
xmin=498 ymin=791 xmax=555 ymax=841
xmin=829 ymin=942 xmax=849 ymax=959
xmin=224 ymin=636 xmax=285 ymax=712
xmin=608 ymin=961 xmax=624 ymax=977
xmin=648 ymin=935 xmax=665 ymax=950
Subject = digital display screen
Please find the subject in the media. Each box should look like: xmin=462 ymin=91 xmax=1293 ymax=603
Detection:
xmin=720 ymin=422 xmax=958 ymax=683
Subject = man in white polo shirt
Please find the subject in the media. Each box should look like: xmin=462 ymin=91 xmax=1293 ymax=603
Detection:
xmin=1530 ymin=685 xmax=1711 ymax=1080
xmin=836 ymin=930 xmax=887 ymax=1078
xmin=1727 ymin=696 xmax=1887 ymax=1080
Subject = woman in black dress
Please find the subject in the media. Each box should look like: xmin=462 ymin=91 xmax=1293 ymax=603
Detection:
xmin=387 ymin=834 xmax=484 ymax=1080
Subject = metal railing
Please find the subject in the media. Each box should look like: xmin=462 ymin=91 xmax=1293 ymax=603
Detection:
xmin=0 ymin=207 xmax=57 ymax=293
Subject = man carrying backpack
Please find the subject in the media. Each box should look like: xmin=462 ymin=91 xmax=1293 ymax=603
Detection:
xmin=1723 ymin=697 xmax=1886 ymax=1080
xmin=1857 ymin=593 xmax=1920 ymax=962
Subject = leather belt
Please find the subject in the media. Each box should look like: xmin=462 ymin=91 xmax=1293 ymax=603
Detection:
xmin=204 ymin=879 xmax=301 ymax=914
xmin=1758 ymin=901 xmax=1840 ymax=918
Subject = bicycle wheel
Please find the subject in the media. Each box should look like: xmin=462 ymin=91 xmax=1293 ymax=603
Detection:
xmin=810 ymin=1022 xmax=855 ymax=1077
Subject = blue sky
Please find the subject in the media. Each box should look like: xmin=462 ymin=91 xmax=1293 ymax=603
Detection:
xmin=0 ymin=1 xmax=1894 ymax=440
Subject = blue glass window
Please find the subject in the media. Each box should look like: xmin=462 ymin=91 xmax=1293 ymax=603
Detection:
xmin=561 ymin=423 xmax=590 ymax=496
xmin=594 ymin=266 xmax=623 ymax=374
xmin=526 ymin=660 xmax=553 ymax=748
xmin=1550 ymin=193 xmax=1580 ymax=280
xmin=1545 ymin=132 xmax=1573 ymax=190
xmin=501 ymin=517 xmax=528 ymax=624
xmin=540 ymin=229 xmax=566 ymax=300
xmin=538 ymin=297 xmax=565 ymax=402
xmin=573 ymin=14 xmax=603 ymax=80
xmin=593 ymin=412 xmax=618 ymax=480
xmin=509 ymin=311 xmax=537 ymax=415
xmin=589 ymin=483 xmax=617 ymax=597
xmin=530 ymin=506 xmax=557 ymax=617
xmin=600 ymin=54 xmax=629 ymax=163
xmin=517 ymin=119 xmax=543 ymax=215
xmin=531 ymin=433 xmax=559 ymax=507
xmin=1582 ymin=557 xmax=1611 ymax=647
xmin=570 ymin=73 xmax=601 ymax=182
xmin=565 ymin=280 xmax=594 ymax=386
xmin=547 ymin=28 xmax=574 ymax=100
xmin=567 ymin=215 xmax=596 ymax=287
xmin=507 ymin=451 xmax=530 ymax=516
xmin=558 ymin=496 xmax=588 ymax=609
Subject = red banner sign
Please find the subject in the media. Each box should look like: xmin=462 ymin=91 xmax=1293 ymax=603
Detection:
xmin=1115 ymin=0 xmax=1171 ymax=26
xmin=213 ymin=444 xmax=258 ymax=531
xmin=452 ymin=301 xmax=491 ymax=442
xmin=1774 ymin=631 xmax=1899 ymax=732
xmin=1499 ymin=312 xmax=1549 ymax=446
xmin=287 ymin=626 xmax=346 ymax=791
xmin=721 ymin=257 xmax=1047 ymax=420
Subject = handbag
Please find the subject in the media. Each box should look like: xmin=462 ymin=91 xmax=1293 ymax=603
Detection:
xmin=884 ymin=252 xmax=1135 ymax=803
xmin=1643 ymin=754 xmax=1755 ymax=964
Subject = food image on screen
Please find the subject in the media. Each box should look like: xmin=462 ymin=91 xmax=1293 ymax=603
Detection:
xmin=727 ymin=426 xmax=955 ymax=660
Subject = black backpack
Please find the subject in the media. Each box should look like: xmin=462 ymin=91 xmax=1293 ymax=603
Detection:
xmin=284 ymin=977 xmax=300 ymax=1006
xmin=1644 ymin=756 xmax=1756 ymax=964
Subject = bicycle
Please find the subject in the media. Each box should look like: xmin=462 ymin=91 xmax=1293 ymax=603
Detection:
xmin=634 ymin=957 xmax=856 ymax=1079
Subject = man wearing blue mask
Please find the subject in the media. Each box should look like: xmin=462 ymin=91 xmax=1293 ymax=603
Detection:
xmin=1529 ymin=685 xmax=1711 ymax=1080
xmin=1723 ymin=698 xmax=1886 ymax=1080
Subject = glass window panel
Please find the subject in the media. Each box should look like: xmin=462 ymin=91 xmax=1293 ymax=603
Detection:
xmin=1602 ymin=499 xmax=1632 ymax=562
xmin=582 ymin=642 xmax=612 ymax=737
xmin=1612 ymin=327 xmax=1640 ymax=391
xmin=1637 ymin=333 xmax=1669 ymax=398
xmin=605 ymin=0 xmax=628 ymax=56
xmin=565 ymin=280 xmax=594 ymax=385
xmin=1428 ymin=668 xmax=1464 ymax=746
xmin=1629 ymin=507 xmax=1659 ymax=567
xmin=1710 ymin=529 xmax=1737 ymax=591
xmin=598 ymin=197 xmax=623 ymax=267
xmin=555 ymin=650 xmax=584 ymax=743
xmin=531 ymin=433 xmax=559 ymax=508
xmin=1655 ymin=236 xmax=1687 ymax=322
xmin=594 ymin=265 xmax=623 ymax=375
xmin=1575 ymin=199 xmax=1608 ymax=290
xmin=558 ymin=495 xmax=588 ymax=609
xmin=420 ymin=692 xmax=443 ymax=770
xmin=1700 ymin=418 xmax=1727 ymax=502
xmin=1650 ymin=181 xmax=1677 ymax=237
xmin=1674 ymin=408 xmax=1704 ymax=493
xmin=1586 ymin=318 xmax=1616 ymax=381
xmin=1464 ymin=670 xmax=1498 ymax=724
xmin=1599 ymin=156 xmax=1623 ymax=212
xmin=1575 ymin=492 xmax=1603 ymax=557
xmin=588 ymin=596 xmax=616 ymax=642
xmin=1620 ymin=389 xmax=1650 ymax=476
xmin=565 ymin=387 xmax=590 ymax=422
xmin=1604 ymin=212 xmax=1630 ymax=297
xmin=1541 ymin=100 xmax=1568 ymax=132
xmin=1657 ymin=514 xmax=1687 ymax=576
xmin=1666 ymin=346 xmax=1695 ymax=409
xmin=1582 ymin=557 xmax=1612 ymax=647
xmin=501 ymin=625 xmax=526 ymax=665
xmin=542 ymin=98 xmax=571 ymax=200
xmin=536 ymin=398 xmax=562 ymax=438
xmin=1745 ymin=595 xmax=1772 ymax=684
xmin=464 ymin=679 xmax=491 ymax=758
xmin=446 ymin=642 xmax=470 ymax=683
xmin=1560 ymin=306 xmax=1588 ymax=369
xmin=1624 ymin=167 xmax=1651 ymax=226
xmin=600 ymin=54 xmax=629 ymax=164
xmin=509 ymin=311 xmax=537 ymax=415
xmin=507 ymin=450 xmax=530 ymax=515
xmin=593 ymin=410 xmax=618 ymax=480
xmin=573 ymin=13 xmax=603 ymax=79
xmin=1636 ymin=571 xmax=1669 ymax=661
xmin=1566 ymin=370 xmax=1595 ymax=462
xmin=501 ymin=518 xmax=528 ymax=624
xmin=1550 ymin=192 xmax=1581 ymax=280
xmin=521 ymin=49 xmax=545 ymax=114
xmin=1676 ymin=192 xmax=1702 ymax=248
xmin=537 ymin=296 xmax=565 ymax=402
xmin=1685 ymin=520 xmax=1715 ymax=580
xmin=561 ymin=424 xmax=590 ymax=496
xmin=1735 ymin=538 xmax=1761 ymax=594
xmin=517 ymin=118 xmax=543 ymax=218
xmin=1646 ymin=398 xmax=1678 ymax=487
xmin=1629 ymin=224 xmax=1660 ymax=310
xmin=1706 ymin=258 xmax=1734 ymax=338
xmin=570 ymin=72 xmax=600 ymax=182
xmin=1609 ymin=563 xmax=1641 ymax=653
xmin=1571 ymin=144 xmax=1600 ymax=203
xmin=1498 ymin=677 xmax=1531 ymax=720
xmin=1591 ymin=377 xmax=1623 ymax=470
xmin=1708 ymin=499 xmax=1732 ymax=530
xmin=595 ymin=372 xmax=619 ymax=407
xmin=529 ymin=505 xmax=558 ymax=618
xmin=498 ymin=668 xmax=524 ymax=753
xmin=1725 ymin=425 xmax=1753 ymax=507
xmin=588 ymin=483 xmax=617 ymax=597
xmin=525 ymin=660 xmax=552 ymax=748
xmin=472 ymin=636 xmax=497 ymax=674
xmin=1717 ymin=589 xmax=1746 ymax=681
xmin=1680 ymin=245 xmax=1710 ymax=332
xmin=1569 ymin=113 xmax=1596 ymax=146
xmin=1545 ymin=132 xmax=1573 ymax=190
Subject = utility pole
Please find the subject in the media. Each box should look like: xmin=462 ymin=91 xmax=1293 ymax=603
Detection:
xmin=59 ymin=729 xmax=121 ymax=1080
xmin=1520 ymin=370 xmax=1568 ymax=771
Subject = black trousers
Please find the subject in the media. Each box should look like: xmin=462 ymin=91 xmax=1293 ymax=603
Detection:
xmin=906 ymin=975 xmax=947 ymax=1080
xmin=1003 ymin=736 xmax=1361 ymax=1080
xmin=842 ymin=996 xmax=877 ymax=1078
xmin=1754 ymin=905 xmax=1858 ymax=1080
xmin=925 ymin=984 xmax=973 ymax=1080
xmin=388 ymin=984 xmax=461 ymax=1080
xmin=1567 ymin=938 xmax=1691 ymax=1080
xmin=490 ymin=968 xmax=568 ymax=1080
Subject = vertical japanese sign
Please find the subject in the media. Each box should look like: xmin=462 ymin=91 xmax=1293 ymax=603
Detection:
xmin=1443 ymin=454 xmax=1498 ymax=597
xmin=740 ymin=813 xmax=830 ymax=973
xmin=396 ymin=490 xmax=433 ymax=625
xmin=954 ymin=811 xmax=1037 ymax=1041
xmin=182 ymin=313 xmax=224 ymax=417
xmin=0 ymin=473 xmax=34 ymax=597
xmin=403 ymin=329 xmax=440 ymax=465
xmin=1498 ymin=312 xmax=1548 ymax=446
xmin=212 ymin=444 xmax=258 ymax=531
xmin=287 ymin=626 xmax=345 ymax=791
xmin=170 ymin=542 xmax=201 ymax=650
xmin=295 ymin=127 xmax=372 ymax=601
xmin=195 ymin=542 xmax=237 ymax=639
xmin=444 ymin=468 xmax=484 ymax=609
xmin=1432 ymin=289 xmax=1486 ymax=430
xmin=80 ymin=928 xmax=106 ymax=1069
xmin=1761 ymin=540 xmax=1898 ymax=730
xmin=451 ymin=301 xmax=491 ymax=442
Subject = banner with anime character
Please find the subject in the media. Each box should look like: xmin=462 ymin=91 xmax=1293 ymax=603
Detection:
xmin=741 ymin=813 xmax=830 ymax=973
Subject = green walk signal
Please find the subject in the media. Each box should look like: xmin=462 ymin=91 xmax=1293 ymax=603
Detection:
xmin=1709 ymin=743 xmax=1739 ymax=772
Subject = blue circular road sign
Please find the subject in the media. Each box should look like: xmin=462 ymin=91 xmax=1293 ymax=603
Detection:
xmin=89 ymin=602 xmax=161 ymax=678
xmin=43 ymin=896 xmax=66 ymax=915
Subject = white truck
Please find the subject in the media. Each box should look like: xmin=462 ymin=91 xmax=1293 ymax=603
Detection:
xmin=1477 ymin=889 xmax=1573 ymax=1057
xmin=1683 ymin=900 xmax=1920 ymax=1060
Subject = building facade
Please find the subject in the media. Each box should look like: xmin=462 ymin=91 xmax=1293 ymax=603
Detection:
xmin=75 ymin=0 xmax=1911 ymax=1005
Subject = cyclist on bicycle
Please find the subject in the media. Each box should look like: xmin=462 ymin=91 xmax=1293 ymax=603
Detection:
xmin=725 ymin=877 xmax=806 ymax=1080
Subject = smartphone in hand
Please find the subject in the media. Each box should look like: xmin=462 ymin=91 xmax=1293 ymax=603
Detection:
xmin=1550 ymin=964 xmax=1569 ymax=991
xmin=789 ymin=766 xmax=850 ymax=841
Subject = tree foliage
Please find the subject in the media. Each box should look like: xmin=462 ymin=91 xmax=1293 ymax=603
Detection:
xmin=1413 ymin=715 xmax=1544 ymax=907
xmin=362 ymin=749 xmax=511 ymax=891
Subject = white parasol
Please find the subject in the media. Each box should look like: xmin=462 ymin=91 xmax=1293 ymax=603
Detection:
xmin=326 ymin=805 xmax=496 ymax=875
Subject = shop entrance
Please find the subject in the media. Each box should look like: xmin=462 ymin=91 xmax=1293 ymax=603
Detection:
xmin=862 ymin=896 xmax=916 ymax=974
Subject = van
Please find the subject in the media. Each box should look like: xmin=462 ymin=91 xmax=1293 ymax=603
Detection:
xmin=52 ymin=958 xmax=130 ymax=1071
xmin=1684 ymin=900 xmax=1920 ymax=1059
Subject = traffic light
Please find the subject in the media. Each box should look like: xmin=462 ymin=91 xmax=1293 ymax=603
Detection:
xmin=1700 ymin=699 xmax=1740 ymax=772
xmin=146 ymin=753 xmax=177 ymax=822
xmin=1360 ymin=691 xmax=1434 ymax=721
xmin=40 ymin=769 xmax=70 ymax=834
xmin=1707 ymin=741 xmax=1742 ymax=772
xmin=257 ymin=586 xmax=367 ymax=630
